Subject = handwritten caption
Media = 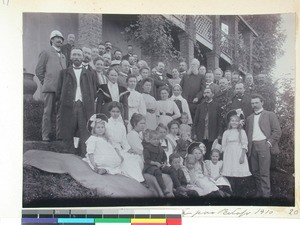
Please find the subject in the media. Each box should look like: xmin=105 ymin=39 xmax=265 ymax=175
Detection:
xmin=183 ymin=208 xmax=299 ymax=218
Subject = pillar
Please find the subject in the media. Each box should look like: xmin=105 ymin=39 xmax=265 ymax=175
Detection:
xmin=228 ymin=16 xmax=239 ymax=69
xmin=206 ymin=16 xmax=221 ymax=71
xmin=244 ymin=30 xmax=254 ymax=73
xmin=78 ymin=14 xmax=103 ymax=48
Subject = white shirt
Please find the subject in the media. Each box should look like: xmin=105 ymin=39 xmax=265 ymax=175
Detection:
xmin=73 ymin=67 xmax=82 ymax=101
xmin=107 ymin=81 xmax=119 ymax=101
xmin=252 ymin=109 xmax=267 ymax=141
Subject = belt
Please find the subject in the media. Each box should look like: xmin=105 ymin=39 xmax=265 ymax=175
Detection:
xmin=159 ymin=112 xmax=174 ymax=117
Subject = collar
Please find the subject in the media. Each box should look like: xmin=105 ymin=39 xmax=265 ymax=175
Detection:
xmin=171 ymin=95 xmax=183 ymax=100
xmin=206 ymin=82 xmax=213 ymax=86
xmin=205 ymin=99 xmax=213 ymax=104
xmin=72 ymin=64 xmax=83 ymax=70
xmin=254 ymin=108 xmax=264 ymax=115
xmin=127 ymin=88 xmax=135 ymax=92
xmin=119 ymin=71 xmax=128 ymax=77
xmin=108 ymin=81 xmax=118 ymax=87
xmin=156 ymin=71 xmax=163 ymax=76
xmin=52 ymin=45 xmax=61 ymax=52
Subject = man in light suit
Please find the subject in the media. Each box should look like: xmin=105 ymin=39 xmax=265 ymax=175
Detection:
xmin=36 ymin=30 xmax=67 ymax=141
xmin=246 ymin=94 xmax=281 ymax=198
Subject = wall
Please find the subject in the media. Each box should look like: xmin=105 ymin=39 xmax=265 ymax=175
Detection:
xmin=23 ymin=13 xmax=79 ymax=74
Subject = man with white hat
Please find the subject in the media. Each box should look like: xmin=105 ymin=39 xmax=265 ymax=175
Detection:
xmin=36 ymin=30 xmax=67 ymax=142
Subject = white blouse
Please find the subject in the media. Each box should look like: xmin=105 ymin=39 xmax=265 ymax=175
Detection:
xmin=107 ymin=117 xmax=130 ymax=152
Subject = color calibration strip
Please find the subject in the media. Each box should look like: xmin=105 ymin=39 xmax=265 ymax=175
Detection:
xmin=22 ymin=209 xmax=181 ymax=225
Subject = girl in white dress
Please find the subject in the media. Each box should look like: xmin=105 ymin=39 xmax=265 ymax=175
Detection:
xmin=83 ymin=114 xmax=123 ymax=175
xmin=169 ymin=84 xmax=192 ymax=124
xmin=205 ymin=149 xmax=231 ymax=194
xmin=141 ymin=77 xmax=158 ymax=130
xmin=106 ymin=102 xmax=144 ymax=182
xmin=127 ymin=75 xmax=147 ymax=131
xmin=221 ymin=113 xmax=251 ymax=196
xmin=156 ymin=86 xmax=181 ymax=127
xmin=166 ymin=120 xmax=180 ymax=152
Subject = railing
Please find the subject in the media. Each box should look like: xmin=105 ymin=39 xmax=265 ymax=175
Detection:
xmin=220 ymin=31 xmax=233 ymax=59
xmin=194 ymin=15 xmax=212 ymax=43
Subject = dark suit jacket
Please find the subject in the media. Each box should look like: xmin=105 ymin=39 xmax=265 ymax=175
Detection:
xmin=246 ymin=110 xmax=282 ymax=155
xmin=61 ymin=43 xmax=73 ymax=67
xmin=96 ymin=84 xmax=130 ymax=120
xmin=150 ymin=72 xmax=170 ymax=100
xmin=192 ymin=100 xmax=222 ymax=142
xmin=143 ymin=142 xmax=167 ymax=172
xmin=230 ymin=93 xmax=253 ymax=119
xmin=56 ymin=67 xmax=97 ymax=139
xmin=180 ymin=73 xmax=206 ymax=103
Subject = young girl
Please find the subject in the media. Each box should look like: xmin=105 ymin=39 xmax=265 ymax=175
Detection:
xmin=166 ymin=120 xmax=180 ymax=152
xmin=187 ymin=143 xmax=219 ymax=196
xmin=156 ymin=123 xmax=173 ymax=163
xmin=221 ymin=111 xmax=251 ymax=196
xmin=127 ymin=75 xmax=147 ymax=131
xmin=156 ymin=86 xmax=181 ymax=127
xmin=106 ymin=102 xmax=144 ymax=182
xmin=169 ymin=84 xmax=192 ymax=124
xmin=205 ymin=149 xmax=231 ymax=195
xmin=83 ymin=114 xmax=123 ymax=175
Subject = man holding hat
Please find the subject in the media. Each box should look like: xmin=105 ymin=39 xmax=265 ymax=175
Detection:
xmin=36 ymin=30 xmax=67 ymax=142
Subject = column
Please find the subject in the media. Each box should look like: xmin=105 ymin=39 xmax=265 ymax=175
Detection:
xmin=244 ymin=31 xmax=254 ymax=73
xmin=206 ymin=16 xmax=221 ymax=71
xmin=228 ymin=16 xmax=239 ymax=69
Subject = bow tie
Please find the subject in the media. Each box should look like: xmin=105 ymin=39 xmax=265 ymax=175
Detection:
xmin=73 ymin=66 xmax=82 ymax=70
xmin=255 ymin=111 xmax=262 ymax=115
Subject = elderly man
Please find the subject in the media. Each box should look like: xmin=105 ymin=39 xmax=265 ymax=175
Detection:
xmin=36 ymin=30 xmax=67 ymax=141
xmin=230 ymin=83 xmax=253 ymax=120
xmin=150 ymin=61 xmax=170 ymax=99
xmin=118 ymin=60 xmax=131 ymax=87
xmin=214 ymin=68 xmax=223 ymax=85
xmin=205 ymin=71 xmax=220 ymax=95
xmin=180 ymin=59 xmax=206 ymax=120
xmin=61 ymin=33 xmax=75 ymax=68
xmin=193 ymin=87 xmax=222 ymax=159
xmin=246 ymin=94 xmax=281 ymax=198
xmin=56 ymin=48 xmax=97 ymax=156
xmin=179 ymin=61 xmax=187 ymax=78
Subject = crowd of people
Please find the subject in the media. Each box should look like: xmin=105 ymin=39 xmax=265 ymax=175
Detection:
xmin=34 ymin=30 xmax=282 ymax=199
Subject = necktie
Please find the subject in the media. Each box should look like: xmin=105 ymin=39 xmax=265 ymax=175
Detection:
xmin=255 ymin=111 xmax=262 ymax=115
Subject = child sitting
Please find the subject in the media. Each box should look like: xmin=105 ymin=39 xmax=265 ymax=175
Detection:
xmin=166 ymin=120 xmax=180 ymax=152
xmin=83 ymin=114 xmax=123 ymax=175
xmin=174 ymin=130 xmax=193 ymax=163
xmin=156 ymin=123 xmax=173 ymax=163
xmin=205 ymin=149 xmax=231 ymax=195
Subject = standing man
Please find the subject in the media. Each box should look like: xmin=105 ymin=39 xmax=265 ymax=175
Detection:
xmin=105 ymin=41 xmax=113 ymax=58
xmin=244 ymin=73 xmax=255 ymax=95
xmin=192 ymin=87 xmax=222 ymax=159
xmin=180 ymin=58 xmax=206 ymax=120
xmin=56 ymin=48 xmax=97 ymax=156
xmin=122 ymin=45 xmax=133 ymax=60
xmin=150 ymin=62 xmax=170 ymax=99
xmin=199 ymin=65 xmax=207 ymax=76
xmin=178 ymin=61 xmax=187 ymax=78
xmin=213 ymin=68 xmax=223 ymax=85
xmin=61 ymin=33 xmax=75 ymax=68
xmin=205 ymin=71 xmax=220 ymax=95
xmin=118 ymin=60 xmax=131 ymax=87
xmin=98 ymin=43 xmax=106 ymax=57
xmin=82 ymin=47 xmax=94 ymax=71
xmin=231 ymin=71 xmax=241 ymax=90
xmin=112 ymin=50 xmax=122 ymax=65
xmin=246 ymin=94 xmax=281 ymax=198
xmin=224 ymin=70 xmax=232 ymax=88
xmin=36 ymin=30 xmax=66 ymax=142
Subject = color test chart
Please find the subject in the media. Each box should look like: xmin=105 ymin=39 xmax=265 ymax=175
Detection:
xmin=21 ymin=209 xmax=182 ymax=225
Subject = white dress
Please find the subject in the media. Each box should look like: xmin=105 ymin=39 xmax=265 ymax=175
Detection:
xmin=142 ymin=93 xmax=158 ymax=130
xmin=156 ymin=99 xmax=181 ymax=127
xmin=127 ymin=130 xmax=144 ymax=168
xmin=169 ymin=95 xmax=192 ymax=124
xmin=205 ymin=160 xmax=231 ymax=187
xmin=166 ymin=133 xmax=179 ymax=152
xmin=127 ymin=88 xmax=146 ymax=131
xmin=107 ymin=118 xmax=144 ymax=182
xmin=83 ymin=136 xmax=122 ymax=175
xmin=221 ymin=129 xmax=252 ymax=177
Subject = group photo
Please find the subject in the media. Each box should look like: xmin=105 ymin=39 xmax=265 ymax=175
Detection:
xmin=22 ymin=13 xmax=295 ymax=207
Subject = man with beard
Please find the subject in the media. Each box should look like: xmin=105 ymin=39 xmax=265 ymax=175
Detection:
xmin=205 ymin=71 xmax=220 ymax=95
xmin=98 ymin=43 xmax=106 ymax=56
xmin=118 ymin=60 xmax=131 ymax=87
xmin=244 ymin=73 xmax=256 ymax=95
xmin=150 ymin=61 xmax=170 ymax=99
xmin=102 ymin=53 xmax=112 ymax=75
xmin=246 ymin=94 xmax=281 ymax=198
xmin=192 ymin=87 xmax=222 ymax=159
xmin=199 ymin=65 xmax=207 ymax=76
xmin=105 ymin=41 xmax=113 ymax=58
xmin=254 ymin=73 xmax=276 ymax=111
xmin=122 ymin=45 xmax=134 ymax=60
xmin=111 ymin=50 xmax=122 ymax=65
xmin=36 ymin=30 xmax=67 ymax=142
xmin=178 ymin=61 xmax=187 ymax=78
xmin=180 ymin=58 xmax=206 ymax=120
xmin=214 ymin=78 xmax=234 ymax=132
xmin=82 ymin=47 xmax=95 ymax=72
xmin=214 ymin=68 xmax=223 ymax=85
xmin=61 ymin=33 xmax=75 ymax=67
xmin=56 ymin=48 xmax=97 ymax=156
xmin=230 ymin=83 xmax=253 ymax=120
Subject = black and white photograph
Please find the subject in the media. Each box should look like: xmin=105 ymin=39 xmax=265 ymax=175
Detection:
xmin=22 ymin=12 xmax=295 ymax=208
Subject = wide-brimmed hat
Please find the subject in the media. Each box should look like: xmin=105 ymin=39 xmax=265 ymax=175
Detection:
xmin=86 ymin=113 xmax=108 ymax=133
xmin=226 ymin=108 xmax=245 ymax=124
xmin=187 ymin=142 xmax=206 ymax=155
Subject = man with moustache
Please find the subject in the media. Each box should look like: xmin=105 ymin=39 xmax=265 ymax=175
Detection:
xmin=98 ymin=43 xmax=106 ymax=56
xmin=56 ymin=48 xmax=97 ymax=157
xmin=105 ymin=41 xmax=113 ymax=58
xmin=214 ymin=68 xmax=223 ymax=85
xmin=178 ymin=61 xmax=187 ymax=78
xmin=82 ymin=47 xmax=94 ymax=71
xmin=150 ymin=61 xmax=170 ymax=99
xmin=246 ymin=94 xmax=281 ymax=198
xmin=231 ymin=71 xmax=241 ymax=90
xmin=205 ymin=71 xmax=220 ymax=95
xmin=122 ymin=45 xmax=134 ymax=60
xmin=199 ymin=65 xmax=207 ymax=76
xmin=224 ymin=70 xmax=232 ymax=88
xmin=180 ymin=58 xmax=206 ymax=120
xmin=193 ymin=87 xmax=222 ymax=159
xmin=36 ymin=30 xmax=66 ymax=142
xmin=244 ymin=73 xmax=256 ymax=95
xmin=118 ymin=60 xmax=131 ymax=88
xmin=111 ymin=50 xmax=122 ymax=65
xmin=61 ymin=33 xmax=75 ymax=67
xmin=102 ymin=53 xmax=112 ymax=75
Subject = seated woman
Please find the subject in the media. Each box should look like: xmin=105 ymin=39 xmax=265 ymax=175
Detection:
xmin=106 ymin=102 xmax=144 ymax=182
xmin=96 ymin=68 xmax=130 ymax=124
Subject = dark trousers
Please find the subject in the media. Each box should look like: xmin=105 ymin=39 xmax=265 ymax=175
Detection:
xmin=250 ymin=140 xmax=271 ymax=197
xmin=226 ymin=177 xmax=244 ymax=197
xmin=63 ymin=101 xmax=89 ymax=157
xmin=188 ymin=102 xmax=198 ymax=122
xmin=202 ymin=139 xmax=213 ymax=160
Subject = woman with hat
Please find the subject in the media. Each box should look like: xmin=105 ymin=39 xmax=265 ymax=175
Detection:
xmin=221 ymin=109 xmax=251 ymax=196
xmin=83 ymin=113 xmax=123 ymax=175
